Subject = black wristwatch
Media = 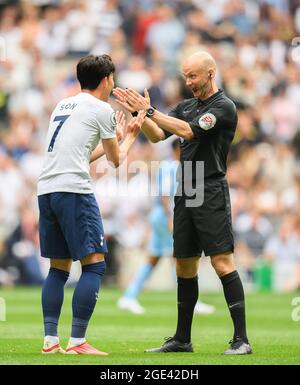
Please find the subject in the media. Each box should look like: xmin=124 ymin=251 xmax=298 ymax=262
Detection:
xmin=146 ymin=106 xmax=156 ymax=117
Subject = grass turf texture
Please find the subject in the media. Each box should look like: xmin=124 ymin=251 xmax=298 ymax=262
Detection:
xmin=0 ymin=288 xmax=299 ymax=365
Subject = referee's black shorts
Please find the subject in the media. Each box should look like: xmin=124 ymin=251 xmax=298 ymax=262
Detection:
xmin=173 ymin=178 xmax=234 ymax=258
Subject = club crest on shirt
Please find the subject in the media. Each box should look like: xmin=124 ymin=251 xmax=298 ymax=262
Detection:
xmin=198 ymin=113 xmax=216 ymax=130
xmin=110 ymin=112 xmax=117 ymax=127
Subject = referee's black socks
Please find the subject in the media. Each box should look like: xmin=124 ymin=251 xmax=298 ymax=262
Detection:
xmin=174 ymin=276 xmax=198 ymax=344
xmin=220 ymin=270 xmax=248 ymax=343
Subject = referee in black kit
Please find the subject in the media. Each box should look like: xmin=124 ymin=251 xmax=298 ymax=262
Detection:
xmin=113 ymin=51 xmax=252 ymax=355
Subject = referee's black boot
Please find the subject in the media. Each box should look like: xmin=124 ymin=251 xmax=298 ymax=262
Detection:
xmin=145 ymin=337 xmax=193 ymax=353
xmin=223 ymin=337 xmax=252 ymax=355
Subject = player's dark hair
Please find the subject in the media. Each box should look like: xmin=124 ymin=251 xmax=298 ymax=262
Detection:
xmin=76 ymin=54 xmax=115 ymax=90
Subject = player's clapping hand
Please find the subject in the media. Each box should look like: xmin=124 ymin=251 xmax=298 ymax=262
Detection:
xmin=126 ymin=110 xmax=146 ymax=137
xmin=115 ymin=110 xmax=126 ymax=142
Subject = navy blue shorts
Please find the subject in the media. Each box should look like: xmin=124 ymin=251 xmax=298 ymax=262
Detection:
xmin=38 ymin=192 xmax=108 ymax=261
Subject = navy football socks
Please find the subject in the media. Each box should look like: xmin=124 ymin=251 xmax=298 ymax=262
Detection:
xmin=42 ymin=267 xmax=70 ymax=336
xmin=71 ymin=261 xmax=106 ymax=338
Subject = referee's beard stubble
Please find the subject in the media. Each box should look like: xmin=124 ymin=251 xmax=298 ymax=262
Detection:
xmin=193 ymin=75 xmax=213 ymax=100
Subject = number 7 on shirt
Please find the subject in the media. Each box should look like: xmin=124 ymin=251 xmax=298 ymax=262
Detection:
xmin=48 ymin=115 xmax=70 ymax=152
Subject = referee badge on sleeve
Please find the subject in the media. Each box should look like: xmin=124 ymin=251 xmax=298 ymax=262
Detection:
xmin=198 ymin=113 xmax=216 ymax=130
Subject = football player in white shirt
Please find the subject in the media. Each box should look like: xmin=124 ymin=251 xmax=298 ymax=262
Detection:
xmin=38 ymin=54 xmax=145 ymax=356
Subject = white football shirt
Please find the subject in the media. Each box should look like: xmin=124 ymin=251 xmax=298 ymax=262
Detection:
xmin=37 ymin=92 xmax=116 ymax=195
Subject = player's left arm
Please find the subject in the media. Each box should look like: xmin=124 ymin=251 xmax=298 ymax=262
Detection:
xmin=90 ymin=111 xmax=126 ymax=163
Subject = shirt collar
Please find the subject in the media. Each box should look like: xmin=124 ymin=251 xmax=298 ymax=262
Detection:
xmin=197 ymin=89 xmax=223 ymax=105
xmin=78 ymin=91 xmax=97 ymax=100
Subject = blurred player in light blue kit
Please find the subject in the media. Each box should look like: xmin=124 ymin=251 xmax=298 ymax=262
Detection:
xmin=118 ymin=139 xmax=215 ymax=315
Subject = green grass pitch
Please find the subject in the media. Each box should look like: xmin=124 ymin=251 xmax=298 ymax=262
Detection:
xmin=0 ymin=287 xmax=300 ymax=365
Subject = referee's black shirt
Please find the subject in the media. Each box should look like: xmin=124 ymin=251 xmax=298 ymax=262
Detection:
xmin=165 ymin=89 xmax=237 ymax=182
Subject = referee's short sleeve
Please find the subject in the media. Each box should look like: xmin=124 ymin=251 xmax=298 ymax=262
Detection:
xmin=96 ymin=107 xmax=117 ymax=139
xmin=189 ymin=101 xmax=237 ymax=138
xmin=168 ymin=105 xmax=179 ymax=119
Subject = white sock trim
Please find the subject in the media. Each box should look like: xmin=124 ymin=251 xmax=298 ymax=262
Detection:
xmin=44 ymin=336 xmax=59 ymax=345
xmin=69 ymin=337 xmax=86 ymax=346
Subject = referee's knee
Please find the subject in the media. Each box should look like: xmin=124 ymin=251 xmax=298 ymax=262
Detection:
xmin=210 ymin=252 xmax=235 ymax=277
xmin=176 ymin=257 xmax=199 ymax=278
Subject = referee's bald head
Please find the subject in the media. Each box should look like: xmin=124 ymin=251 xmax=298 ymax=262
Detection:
xmin=183 ymin=51 xmax=216 ymax=75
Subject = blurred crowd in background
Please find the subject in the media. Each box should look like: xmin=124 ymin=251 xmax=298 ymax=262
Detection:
xmin=0 ymin=0 xmax=300 ymax=291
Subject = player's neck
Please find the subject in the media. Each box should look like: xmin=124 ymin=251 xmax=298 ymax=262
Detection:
xmin=81 ymin=89 xmax=109 ymax=102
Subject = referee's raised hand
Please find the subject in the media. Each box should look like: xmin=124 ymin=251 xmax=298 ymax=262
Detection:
xmin=124 ymin=88 xmax=150 ymax=111
xmin=113 ymin=87 xmax=151 ymax=113
xmin=113 ymin=87 xmax=136 ymax=112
